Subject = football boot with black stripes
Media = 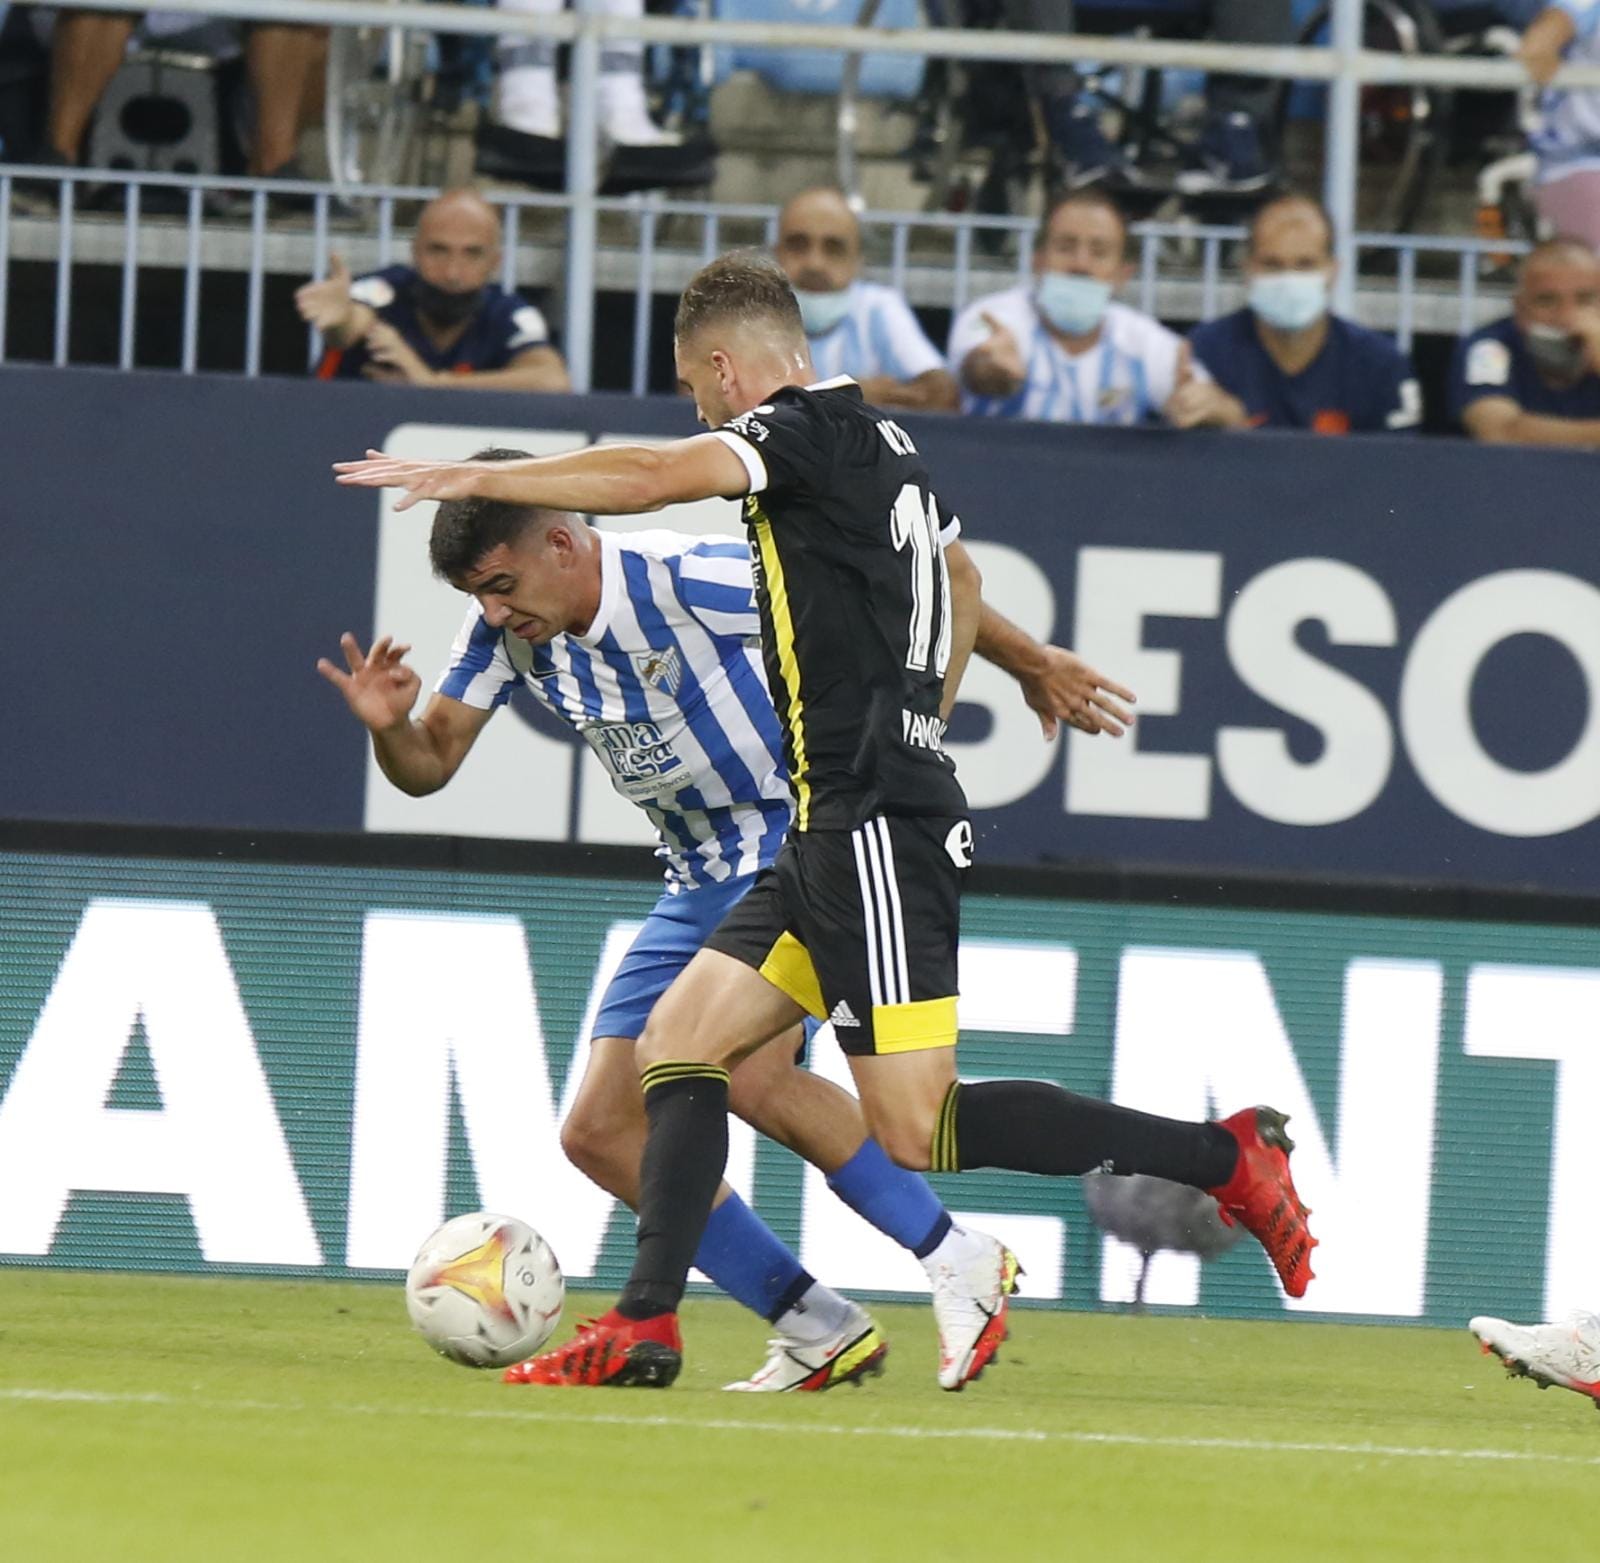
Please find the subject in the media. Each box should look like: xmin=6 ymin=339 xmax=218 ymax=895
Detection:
xmin=502 ymin=1308 xmax=682 ymax=1388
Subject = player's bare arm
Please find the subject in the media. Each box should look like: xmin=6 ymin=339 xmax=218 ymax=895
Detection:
xmin=316 ymin=632 xmax=491 ymax=795
xmin=940 ymin=540 xmax=983 ymax=721
xmin=334 ymin=434 xmax=752 ymax=514
xmin=974 ymin=604 xmax=1136 ymax=739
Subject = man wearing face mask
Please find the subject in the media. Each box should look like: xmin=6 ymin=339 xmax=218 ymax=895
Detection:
xmin=1450 ymin=238 xmax=1600 ymax=448
xmin=948 ymin=189 xmax=1236 ymax=428
xmin=298 ymin=189 xmax=571 ymax=391
xmin=772 ymin=187 xmax=959 ymax=413
xmin=1178 ymin=194 xmax=1421 ymax=435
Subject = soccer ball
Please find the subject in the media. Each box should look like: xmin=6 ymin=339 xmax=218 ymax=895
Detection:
xmin=405 ymin=1211 xmax=565 ymax=1368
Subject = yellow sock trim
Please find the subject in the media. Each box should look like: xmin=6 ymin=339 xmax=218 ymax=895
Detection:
xmin=931 ymin=1081 xmax=961 ymax=1173
xmin=640 ymin=1062 xmax=731 ymax=1096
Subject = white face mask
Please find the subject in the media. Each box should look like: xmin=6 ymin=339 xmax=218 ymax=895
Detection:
xmin=795 ymin=287 xmax=853 ymax=337
xmin=1248 ymin=271 xmax=1330 ymax=332
xmin=1035 ymin=271 xmax=1113 ymax=336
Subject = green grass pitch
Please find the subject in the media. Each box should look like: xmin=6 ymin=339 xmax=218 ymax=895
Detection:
xmin=1 ymin=1269 xmax=1594 ymax=1563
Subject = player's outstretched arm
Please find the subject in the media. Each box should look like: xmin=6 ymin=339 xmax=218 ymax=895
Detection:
xmin=316 ymin=632 xmax=492 ymax=795
xmin=973 ymin=603 xmax=1136 ymax=740
xmin=939 ymin=541 xmax=984 ymax=721
xmin=333 ymin=435 xmax=753 ymax=514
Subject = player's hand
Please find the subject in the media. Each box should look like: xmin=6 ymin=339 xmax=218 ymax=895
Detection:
xmin=294 ymin=253 xmax=355 ymax=334
xmin=316 ymin=632 xmax=422 ymax=731
xmin=1020 ymin=645 xmax=1136 ymax=740
xmin=362 ymin=320 xmax=437 ymax=386
xmin=333 ymin=451 xmax=486 ymax=509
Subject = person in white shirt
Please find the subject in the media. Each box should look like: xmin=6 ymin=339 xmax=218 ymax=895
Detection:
xmin=948 ymin=188 xmax=1239 ymax=429
xmin=1520 ymin=0 xmax=1600 ymax=251
xmin=774 ymin=187 xmax=959 ymax=413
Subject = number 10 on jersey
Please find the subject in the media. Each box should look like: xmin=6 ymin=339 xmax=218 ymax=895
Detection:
xmin=891 ymin=483 xmax=953 ymax=678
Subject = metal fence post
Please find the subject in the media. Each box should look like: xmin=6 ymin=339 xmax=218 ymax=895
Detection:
xmin=564 ymin=0 xmax=601 ymax=393
xmin=1326 ymin=0 xmax=1361 ymax=315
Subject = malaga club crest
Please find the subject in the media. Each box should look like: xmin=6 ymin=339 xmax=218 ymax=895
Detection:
xmin=634 ymin=646 xmax=683 ymax=697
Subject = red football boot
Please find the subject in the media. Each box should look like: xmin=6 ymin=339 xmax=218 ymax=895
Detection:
xmin=502 ymin=1308 xmax=683 ymax=1388
xmin=1206 ymin=1106 xmax=1318 ymax=1299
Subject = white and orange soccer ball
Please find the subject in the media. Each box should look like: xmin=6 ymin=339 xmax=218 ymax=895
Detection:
xmin=405 ymin=1211 xmax=565 ymax=1368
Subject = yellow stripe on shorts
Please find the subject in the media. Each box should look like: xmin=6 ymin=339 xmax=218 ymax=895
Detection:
xmin=870 ymin=995 xmax=959 ymax=1055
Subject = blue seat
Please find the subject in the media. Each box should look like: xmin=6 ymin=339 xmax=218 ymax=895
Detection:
xmin=707 ymin=0 xmax=926 ymax=101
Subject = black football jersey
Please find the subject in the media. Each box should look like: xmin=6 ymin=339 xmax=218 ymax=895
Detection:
xmin=712 ymin=377 xmax=970 ymax=832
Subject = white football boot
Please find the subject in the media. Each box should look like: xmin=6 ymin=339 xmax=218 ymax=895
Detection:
xmin=930 ymin=1234 xmax=1022 ymax=1391
xmin=1471 ymin=1312 xmax=1600 ymax=1406
xmin=723 ymin=1301 xmax=887 ymax=1393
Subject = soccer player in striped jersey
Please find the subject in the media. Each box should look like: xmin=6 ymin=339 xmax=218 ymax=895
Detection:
xmin=319 ymin=449 xmax=1126 ymax=1390
xmin=333 ymin=256 xmax=1315 ymax=1393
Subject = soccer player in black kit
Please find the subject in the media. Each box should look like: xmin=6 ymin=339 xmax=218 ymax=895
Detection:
xmin=335 ymin=253 xmax=1318 ymax=1391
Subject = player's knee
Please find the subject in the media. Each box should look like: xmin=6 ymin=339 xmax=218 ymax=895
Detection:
xmin=874 ymin=1119 xmax=934 ymax=1172
xmin=559 ymin=1108 xmax=630 ymax=1193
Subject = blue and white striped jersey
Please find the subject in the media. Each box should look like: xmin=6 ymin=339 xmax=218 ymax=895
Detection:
xmin=807 ymin=280 xmax=947 ymax=385
xmin=1530 ymin=1 xmax=1600 ymax=179
xmin=436 ymin=529 xmax=794 ymax=891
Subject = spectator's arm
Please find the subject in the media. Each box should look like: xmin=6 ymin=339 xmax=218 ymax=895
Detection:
xmin=1521 ymin=6 xmax=1578 ymax=86
xmin=293 ymin=254 xmax=376 ymax=347
xmin=1164 ymin=339 xmax=1251 ymax=430
xmin=425 ymin=346 xmax=572 ymax=393
xmin=959 ymin=312 xmax=1028 ymax=399
xmin=1462 ymin=395 xmax=1600 ymax=447
xmin=859 ymin=368 xmax=961 ymax=412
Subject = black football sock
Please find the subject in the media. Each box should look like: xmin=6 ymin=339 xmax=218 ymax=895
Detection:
xmin=615 ymin=1063 xmax=730 ymax=1321
xmin=931 ymin=1080 xmax=1237 ymax=1189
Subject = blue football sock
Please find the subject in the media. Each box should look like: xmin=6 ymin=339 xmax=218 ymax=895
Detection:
xmin=827 ymin=1138 xmax=950 ymax=1259
xmin=692 ymin=1191 xmax=813 ymax=1323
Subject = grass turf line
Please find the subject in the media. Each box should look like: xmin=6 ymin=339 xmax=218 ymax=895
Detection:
xmin=0 ymin=1269 xmax=1593 ymax=1563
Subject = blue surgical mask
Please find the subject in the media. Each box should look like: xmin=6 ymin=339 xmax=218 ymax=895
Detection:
xmin=1249 ymin=271 xmax=1329 ymax=332
xmin=795 ymin=287 xmax=853 ymax=337
xmin=1035 ymin=271 xmax=1113 ymax=336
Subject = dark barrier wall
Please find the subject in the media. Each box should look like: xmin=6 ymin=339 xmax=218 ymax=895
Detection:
xmin=3 ymin=364 xmax=1596 ymax=893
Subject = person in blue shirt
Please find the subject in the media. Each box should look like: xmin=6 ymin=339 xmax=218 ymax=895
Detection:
xmin=1174 ymin=194 xmax=1422 ymax=436
xmin=1451 ymin=237 xmax=1600 ymax=448
xmin=295 ymin=189 xmax=570 ymax=392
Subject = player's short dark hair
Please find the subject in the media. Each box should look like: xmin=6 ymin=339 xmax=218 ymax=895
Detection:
xmin=674 ymin=249 xmax=805 ymax=342
xmin=1246 ymin=192 xmax=1336 ymax=258
xmin=428 ymin=448 xmax=562 ymax=580
xmin=1036 ymin=187 xmax=1130 ymax=259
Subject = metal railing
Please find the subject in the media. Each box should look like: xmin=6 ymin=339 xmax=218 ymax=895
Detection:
xmin=0 ymin=163 xmax=1528 ymax=386
xmin=4 ymin=0 xmax=1583 ymax=384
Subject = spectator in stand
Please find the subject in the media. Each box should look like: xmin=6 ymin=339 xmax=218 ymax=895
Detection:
xmin=474 ymin=0 xmax=712 ymax=191
xmin=31 ymin=10 xmax=322 ymax=182
xmin=1176 ymin=194 xmax=1421 ymax=435
xmin=1000 ymin=0 xmax=1294 ymax=193
xmin=773 ymin=187 xmax=958 ymax=413
xmin=296 ymin=188 xmax=570 ymax=391
xmin=948 ymin=187 xmax=1239 ymax=427
xmin=1450 ymin=236 xmax=1600 ymax=446
xmin=1519 ymin=1 xmax=1600 ymax=251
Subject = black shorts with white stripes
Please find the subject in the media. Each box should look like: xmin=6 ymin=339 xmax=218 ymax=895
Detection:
xmin=703 ymin=814 xmax=971 ymax=1058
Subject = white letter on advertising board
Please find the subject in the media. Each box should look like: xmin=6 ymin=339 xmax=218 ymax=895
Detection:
xmin=1105 ymin=949 xmax=1440 ymax=1315
xmin=1463 ymin=963 xmax=1600 ymax=1318
xmin=1067 ymin=548 xmax=1221 ymax=821
xmin=1218 ymin=559 xmax=1397 ymax=825
xmin=0 ymin=899 xmax=322 ymax=1265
